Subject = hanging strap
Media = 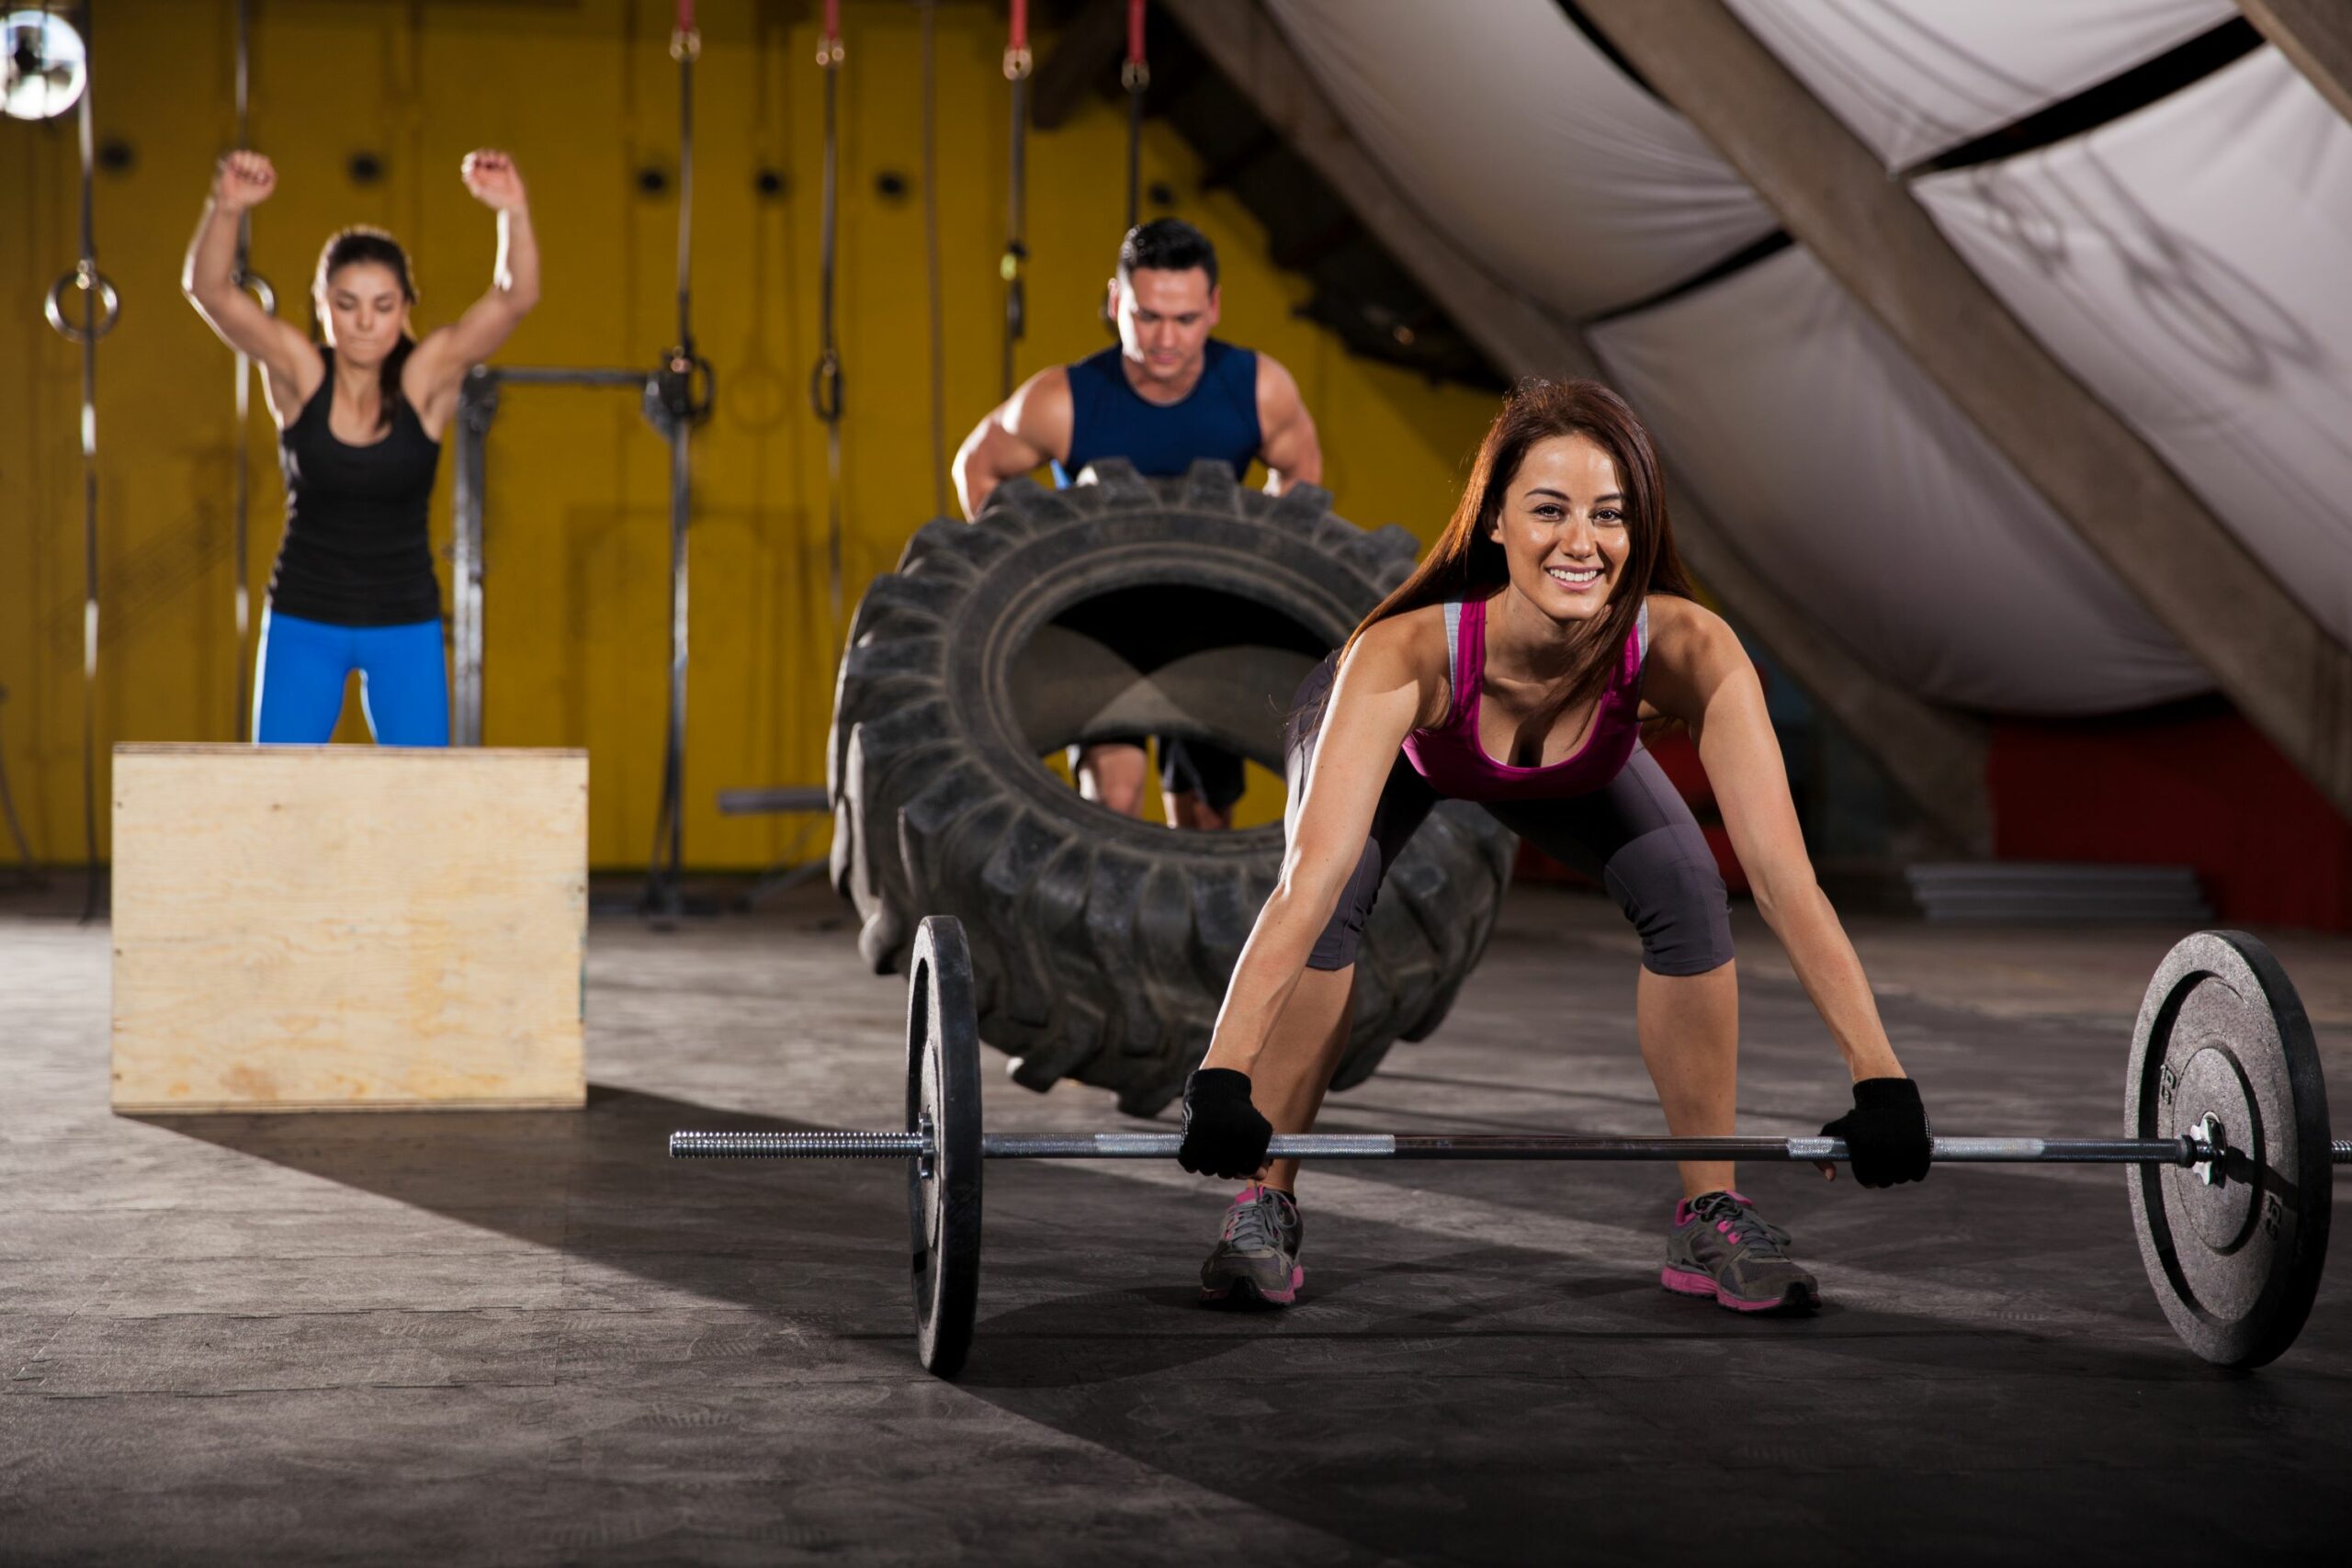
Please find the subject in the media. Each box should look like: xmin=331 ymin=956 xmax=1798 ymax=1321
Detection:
xmin=1124 ymin=0 xmax=1148 ymax=232
xmin=229 ymin=0 xmax=275 ymax=742
xmin=1001 ymin=0 xmax=1032 ymax=399
xmin=41 ymin=3 xmax=108 ymax=921
xmin=919 ymin=0 xmax=947 ymax=519
xmin=645 ymin=0 xmax=705 ymax=919
xmin=810 ymin=0 xmax=845 ymax=619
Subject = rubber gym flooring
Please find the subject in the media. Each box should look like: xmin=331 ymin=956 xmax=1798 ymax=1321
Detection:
xmin=3 ymin=879 xmax=2348 ymax=1565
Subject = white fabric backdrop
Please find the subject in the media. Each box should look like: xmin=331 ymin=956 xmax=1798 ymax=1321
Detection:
xmin=1917 ymin=47 xmax=2352 ymax=652
xmin=1723 ymin=0 xmax=2234 ymax=170
xmin=1589 ymin=245 xmax=2210 ymax=714
xmin=1265 ymin=0 xmax=1776 ymax=320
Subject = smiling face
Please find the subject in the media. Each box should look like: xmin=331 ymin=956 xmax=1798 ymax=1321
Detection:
xmin=1486 ymin=433 xmax=1632 ymax=627
xmin=1109 ymin=265 xmax=1218 ymax=389
xmin=316 ymin=261 xmax=412 ymax=369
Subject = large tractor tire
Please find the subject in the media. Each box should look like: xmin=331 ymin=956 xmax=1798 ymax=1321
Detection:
xmin=828 ymin=458 xmax=1514 ymax=1116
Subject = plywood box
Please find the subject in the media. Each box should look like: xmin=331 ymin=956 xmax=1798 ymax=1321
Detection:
xmin=110 ymin=744 xmax=588 ymax=1113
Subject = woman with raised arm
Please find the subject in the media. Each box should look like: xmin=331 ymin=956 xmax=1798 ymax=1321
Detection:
xmin=182 ymin=149 xmax=538 ymax=744
xmin=1176 ymin=379 xmax=1931 ymax=1314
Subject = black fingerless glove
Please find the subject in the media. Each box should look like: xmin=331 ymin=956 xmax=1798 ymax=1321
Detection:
xmin=1822 ymin=1077 xmax=1931 ymax=1188
xmin=1178 ymin=1068 xmax=1273 ymax=1179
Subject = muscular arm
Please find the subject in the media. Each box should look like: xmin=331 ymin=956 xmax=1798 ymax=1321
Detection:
xmin=1254 ymin=354 xmax=1322 ymax=495
xmin=954 ymin=367 xmax=1073 ymax=519
xmin=181 ymin=157 xmax=319 ymax=417
xmin=1643 ymin=597 xmax=1905 ymax=1083
xmin=1199 ymin=617 xmax=1440 ymax=1076
xmin=408 ymin=154 xmax=539 ymax=434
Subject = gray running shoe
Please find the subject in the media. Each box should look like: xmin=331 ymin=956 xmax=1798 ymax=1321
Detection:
xmin=1661 ymin=1190 xmax=1818 ymax=1314
xmin=1200 ymin=1183 xmax=1305 ymax=1307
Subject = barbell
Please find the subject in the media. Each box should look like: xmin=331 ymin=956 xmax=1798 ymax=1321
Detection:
xmin=672 ymin=916 xmax=2341 ymax=1381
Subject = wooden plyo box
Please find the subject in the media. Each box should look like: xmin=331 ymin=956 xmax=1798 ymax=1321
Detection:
xmin=110 ymin=744 xmax=588 ymax=1113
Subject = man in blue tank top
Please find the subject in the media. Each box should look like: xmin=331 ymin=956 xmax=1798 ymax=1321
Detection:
xmin=955 ymin=220 xmax=1322 ymax=829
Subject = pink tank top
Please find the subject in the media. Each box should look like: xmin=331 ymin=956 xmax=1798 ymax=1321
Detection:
xmin=1399 ymin=594 xmax=1649 ymax=803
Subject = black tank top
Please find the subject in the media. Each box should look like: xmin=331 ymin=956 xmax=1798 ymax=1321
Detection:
xmin=270 ymin=347 xmax=443 ymax=626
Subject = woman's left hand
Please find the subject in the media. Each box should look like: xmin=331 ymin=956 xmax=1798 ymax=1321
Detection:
xmin=1818 ymin=1077 xmax=1932 ymax=1187
xmin=461 ymin=150 xmax=528 ymax=212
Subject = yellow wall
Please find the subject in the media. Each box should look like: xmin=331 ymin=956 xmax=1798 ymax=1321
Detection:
xmin=1 ymin=0 xmax=1495 ymax=867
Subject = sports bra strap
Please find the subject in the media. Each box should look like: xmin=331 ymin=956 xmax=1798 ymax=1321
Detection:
xmin=1442 ymin=600 xmax=1465 ymax=723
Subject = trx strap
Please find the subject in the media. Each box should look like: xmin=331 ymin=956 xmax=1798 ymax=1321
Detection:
xmin=920 ymin=0 xmax=947 ymax=518
xmin=229 ymin=0 xmax=275 ymax=741
xmin=39 ymin=1 xmax=112 ymax=919
xmin=1001 ymin=0 xmax=1031 ymax=398
xmin=1125 ymin=0 xmax=1148 ymax=231
xmin=645 ymin=0 xmax=716 ymax=920
xmin=810 ymin=0 xmax=844 ymax=618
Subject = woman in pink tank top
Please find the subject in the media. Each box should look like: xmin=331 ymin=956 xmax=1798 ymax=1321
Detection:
xmin=1178 ymin=380 xmax=1931 ymax=1316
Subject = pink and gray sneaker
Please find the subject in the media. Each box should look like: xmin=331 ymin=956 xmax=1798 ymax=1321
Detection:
xmin=1661 ymin=1190 xmax=1818 ymax=1314
xmin=1200 ymin=1183 xmax=1305 ymax=1307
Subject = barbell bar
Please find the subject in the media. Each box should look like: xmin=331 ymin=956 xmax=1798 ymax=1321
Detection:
xmin=673 ymin=917 xmax=2338 ymax=1381
xmin=674 ymin=1129 xmax=2294 ymax=1166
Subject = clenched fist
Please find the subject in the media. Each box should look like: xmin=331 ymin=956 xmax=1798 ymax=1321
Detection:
xmin=214 ymin=149 xmax=276 ymax=214
xmin=460 ymin=149 xmax=528 ymax=212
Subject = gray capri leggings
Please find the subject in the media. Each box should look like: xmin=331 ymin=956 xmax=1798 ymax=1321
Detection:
xmin=1288 ymin=659 xmax=1735 ymax=977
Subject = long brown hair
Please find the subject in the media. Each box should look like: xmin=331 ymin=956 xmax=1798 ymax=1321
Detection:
xmin=1347 ymin=377 xmax=1693 ymax=717
xmin=311 ymin=226 xmax=420 ymax=434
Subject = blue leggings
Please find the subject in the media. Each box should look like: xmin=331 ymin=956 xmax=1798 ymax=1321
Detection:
xmin=253 ymin=608 xmax=450 ymax=746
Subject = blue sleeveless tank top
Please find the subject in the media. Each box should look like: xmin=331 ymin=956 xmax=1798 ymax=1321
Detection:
xmin=1052 ymin=339 xmax=1262 ymax=485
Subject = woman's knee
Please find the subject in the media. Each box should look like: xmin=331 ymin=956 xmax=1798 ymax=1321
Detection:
xmin=1604 ymin=824 xmax=1735 ymax=977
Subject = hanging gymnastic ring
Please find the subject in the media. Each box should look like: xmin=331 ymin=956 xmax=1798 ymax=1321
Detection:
xmin=1122 ymin=60 xmax=1149 ymax=92
xmin=236 ymin=268 xmax=278 ymax=317
xmin=44 ymin=265 xmax=119 ymax=344
xmin=808 ymin=348 xmax=843 ymax=426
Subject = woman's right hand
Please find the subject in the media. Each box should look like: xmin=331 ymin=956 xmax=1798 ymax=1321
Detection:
xmin=1177 ymin=1069 xmax=1274 ymax=1179
xmin=214 ymin=150 xmax=277 ymax=213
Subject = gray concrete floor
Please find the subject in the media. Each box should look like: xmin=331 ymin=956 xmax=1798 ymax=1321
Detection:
xmin=4 ymin=880 xmax=2349 ymax=1565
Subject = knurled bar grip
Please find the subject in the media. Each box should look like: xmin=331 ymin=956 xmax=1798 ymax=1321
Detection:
xmin=667 ymin=1131 xmax=2310 ymax=1166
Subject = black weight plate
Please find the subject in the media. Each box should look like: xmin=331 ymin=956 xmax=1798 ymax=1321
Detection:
xmin=906 ymin=915 xmax=983 ymax=1378
xmin=2126 ymin=931 xmax=2332 ymax=1368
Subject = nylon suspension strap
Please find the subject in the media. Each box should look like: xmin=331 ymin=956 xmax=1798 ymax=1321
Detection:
xmin=919 ymin=0 xmax=947 ymax=518
xmin=645 ymin=0 xmax=709 ymax=919
xmin=1000 ymin=0 xmax=1031 ymax=398
xmin=39 ymin=1 xmax=112 ymax=919
xmin=810 ymin=0 xmax=844 ymax=618
xmin=1125 ymin=0 xmax=1148 ymax=231
xmin=229 ymin=0 xmax=275 ymax=740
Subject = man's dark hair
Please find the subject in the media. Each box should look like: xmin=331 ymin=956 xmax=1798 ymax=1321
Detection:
xmin=1117 ymin=218 xmax=1218 ymax=289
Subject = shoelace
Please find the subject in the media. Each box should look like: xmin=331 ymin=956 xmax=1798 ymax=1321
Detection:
xmin=1690 ymin=1192 xmax=1792 ymax=1254
xmin=1221 ymin=1189 xmax=1295 ymax=1254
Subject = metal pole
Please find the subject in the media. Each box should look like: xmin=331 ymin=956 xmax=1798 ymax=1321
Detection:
xmin=448 ymin=369 xmax=496 ymax=746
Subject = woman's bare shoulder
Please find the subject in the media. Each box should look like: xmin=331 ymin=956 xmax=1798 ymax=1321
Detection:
xmin=1641 ymin=592 xmax=1734 ymax=660
xmin=1341 ymin=604 xmax=1452 ymax=728
xmin=1349 ymin=603 xmax=1449 ymax=675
